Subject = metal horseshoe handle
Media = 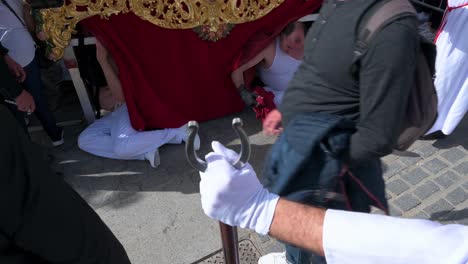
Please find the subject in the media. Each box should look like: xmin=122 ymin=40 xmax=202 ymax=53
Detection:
xmin=185 ymin=121 xmax=207 ymax=172
xmin=184 ymin=118 xmax=250 ymax=264
xmin=185 ymin=118 xmax=251 ymax=172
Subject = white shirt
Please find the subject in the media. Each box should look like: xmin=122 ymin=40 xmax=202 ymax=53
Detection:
xmin=0 ymin=0 xmax=36 ymax=67
xmin=324 ymin=209 xmax=468 ymax=264
xmin=257 ymin=39 xmax=301 ymax=93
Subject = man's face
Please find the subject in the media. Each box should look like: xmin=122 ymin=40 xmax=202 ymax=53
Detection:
xmin=279 ymin=23 xmax=305 ymax=60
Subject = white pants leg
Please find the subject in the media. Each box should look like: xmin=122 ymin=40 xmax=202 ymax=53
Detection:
xmin=78 ymin=105 xmax=182 ymax=160
xmin=77 ymin=113 xmax=116 ymax=159
xmin=109 ymin=105 xmax=181 ymax=160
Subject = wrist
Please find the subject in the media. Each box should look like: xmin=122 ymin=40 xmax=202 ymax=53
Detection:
xmin=243 ymin=188 xmax=279 ymax=235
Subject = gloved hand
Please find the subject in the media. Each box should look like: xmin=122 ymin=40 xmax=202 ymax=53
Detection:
xmin=238 ymin=85 xmax=258 ymax=107
xmin=199 ymin=141 xmax=279 ymax=235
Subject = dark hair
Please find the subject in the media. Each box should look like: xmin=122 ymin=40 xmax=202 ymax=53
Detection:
xmin=281 ymin=22 xmax=298 ymax=37
xmin=281 ymin=21 xmax=312 ymax=37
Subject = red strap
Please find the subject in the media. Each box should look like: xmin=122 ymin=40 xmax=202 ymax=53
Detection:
xmin=339 ymin=165 xmax=389 ymax=215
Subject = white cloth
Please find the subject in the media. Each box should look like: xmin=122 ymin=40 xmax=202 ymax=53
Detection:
xmin=199 ymin=141 xmax=279 ymax=235
xmin=78 ymin=104 xmax=183 ymax=160
xmin=257 ymin=39 xmax=302 ymax=106
xmin=449 ymin=0 xmax=468 ymax=6
xmin=324 ymin=209 xmax=468 ymax=264
xmin=426 ymin=3 xmax=468 ymax=135
xmin=0 ymin=0 xmax=35 ymax=67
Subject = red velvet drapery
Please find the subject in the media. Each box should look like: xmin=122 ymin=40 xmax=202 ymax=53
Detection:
xmin=81 ymin=0 xmax=322 ymax=130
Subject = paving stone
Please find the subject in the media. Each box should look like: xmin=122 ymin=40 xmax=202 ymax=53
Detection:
xmin=385 ymin=191 xmax=392 ymax=200
xmin=453 ymin=161 xmax=468 ymax=175
xmin=440 ymin=148 xmax=466 ymax=164
xmin=414 ymin=143 xmax=439 ymax=158
xmin=262 ymin=241 xmax=285 ymax=255
xmin=434 ymin=171 xmax=460 ymax=188
xmin=463 ymin=181 xmax=468 ymax=190
xmin=422 ymin=158 xmax=449 ymax=174
xmin=412 ymin=211 xmax=429 ymax=219
xmin=257 ymin=235 xmax=271 ymax=244
xmin=382 ymin=154 xmax=399 ymax=163
xmin=388 ymin=205 xmax=403 ymax=216
xmin=386 ymin=179 xmax=410 ymax=195
xmin=399 ymin=156 xmax=422 ymax=166
xmin=401 ymin=168 xmax=430 ymax=185
xmin=383 ymin=160 xmax=406 ymax=180
xmin=424 ymin=199 xmax=454 ymax=215
xmin=393 ymin=194 xmax=421 ymax=212
xmin=446 ymin=188 xmax=468 ymax=206
xmin=454 ymin=212 xmax=468 ymax=225
xmin=414 ymin=181 xmax=440 ymax=200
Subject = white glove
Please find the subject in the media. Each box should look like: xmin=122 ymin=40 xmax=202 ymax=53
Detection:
xmin=199 ymin=141 xmax=279 ymax=235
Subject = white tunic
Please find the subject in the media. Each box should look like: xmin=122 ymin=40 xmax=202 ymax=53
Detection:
xmin=324 ymin=209 xmax=468 ymax=264
xmin=426 ymin=0 xmax=468 ymax=135
xmin=257 ymin=39 xmax=301 ymax=106
xmin=0 ymin=0 xmax=36 ymax=67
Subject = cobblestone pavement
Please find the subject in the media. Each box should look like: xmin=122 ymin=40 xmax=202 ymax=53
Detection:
xmin=33 ymin=108 xmax=467 ymax=263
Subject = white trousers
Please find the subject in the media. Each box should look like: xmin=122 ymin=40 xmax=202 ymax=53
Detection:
xmin=78 ymin=105 xmax=183 ymax=160
xmin=426 ymin=5 xmax=468 ymax=135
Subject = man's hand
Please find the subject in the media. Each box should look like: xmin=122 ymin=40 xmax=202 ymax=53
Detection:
xmin=15 ymin=90 xmax=36 ymax=113
xmin=263 ymin=109 xmax=283 ymax=136
xmin=4 ymin=55 xmax=26 ymax=82
xmin=199 ymin=141 xmax=279 ymax=235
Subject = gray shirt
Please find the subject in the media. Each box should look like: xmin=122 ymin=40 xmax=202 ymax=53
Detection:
xmin=280 ymin=0 xmax=419 ymax=165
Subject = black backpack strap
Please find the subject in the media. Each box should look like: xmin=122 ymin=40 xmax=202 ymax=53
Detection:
xmin=353 ymin=0 xmax=417 ymax=62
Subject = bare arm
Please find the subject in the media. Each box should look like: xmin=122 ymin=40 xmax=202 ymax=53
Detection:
xmin=231 ymin=42 xmax=274 ymax=89
xmin=22 ymin=2 xmax=35 ymax=33
xmin=269 ymin=198 xmax=325 ymax=256
xmin=95 ymin=40 xmax=125 ymax=103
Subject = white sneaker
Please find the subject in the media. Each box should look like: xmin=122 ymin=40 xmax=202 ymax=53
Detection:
xmin=258 ymin=252 xmax=291 ymax=264
xmin=144 ymin=148 xmax=160 ymax=168
xmin=51 ymin=129 xmax=65 ymax=147
xmin=179 ymin=124 xmax=200 ymax=150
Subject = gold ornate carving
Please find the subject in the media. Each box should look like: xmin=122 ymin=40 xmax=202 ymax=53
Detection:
xmin=193 ymin=23 xmax=235 ymax=42
xmin=41 ymin=0 xmax=285 ymax=60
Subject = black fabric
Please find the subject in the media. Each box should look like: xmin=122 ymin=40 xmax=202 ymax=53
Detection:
xmin=0 ymin=105 xmax=131 ymax=264
xmin=0 ymin=42 xmax=8 ymax=57
xmin=280 ymin=0 xmax=419 ymax=165
xmin=0 ymin=56 xmax=23 ymax=100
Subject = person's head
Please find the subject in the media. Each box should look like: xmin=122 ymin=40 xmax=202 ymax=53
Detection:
xmin=279 ymin=21 xmax=305 ymax=60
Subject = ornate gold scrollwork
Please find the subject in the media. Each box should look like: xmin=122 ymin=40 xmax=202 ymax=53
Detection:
xmin=40 ymin=0 xmax=285 ymax=60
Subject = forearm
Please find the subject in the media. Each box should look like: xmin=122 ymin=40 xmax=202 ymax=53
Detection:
xmin=269 ymin=198 xmax=325 ymax=256
xmin=23 ymin=3 xmax=36 ymax=33
xmin=231 ymin=70 xmax=245 ymax=90
xmin=98 ymin=58 xmax=124 ymax=102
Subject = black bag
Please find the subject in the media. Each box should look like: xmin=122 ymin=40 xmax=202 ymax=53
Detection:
xmin=352 ymin=0 xmax=438 ymax=151
xmin=35 ymin=43 xmax=54 ymax=68
xmin=29 ymin=0 xmax=63 ymax=10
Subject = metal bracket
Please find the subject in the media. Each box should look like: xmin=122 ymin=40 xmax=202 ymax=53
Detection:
xmin=184 ymin=117 xmax=251 ymax=264
xmin=185 ymin=117 xmax=251 ymax=172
